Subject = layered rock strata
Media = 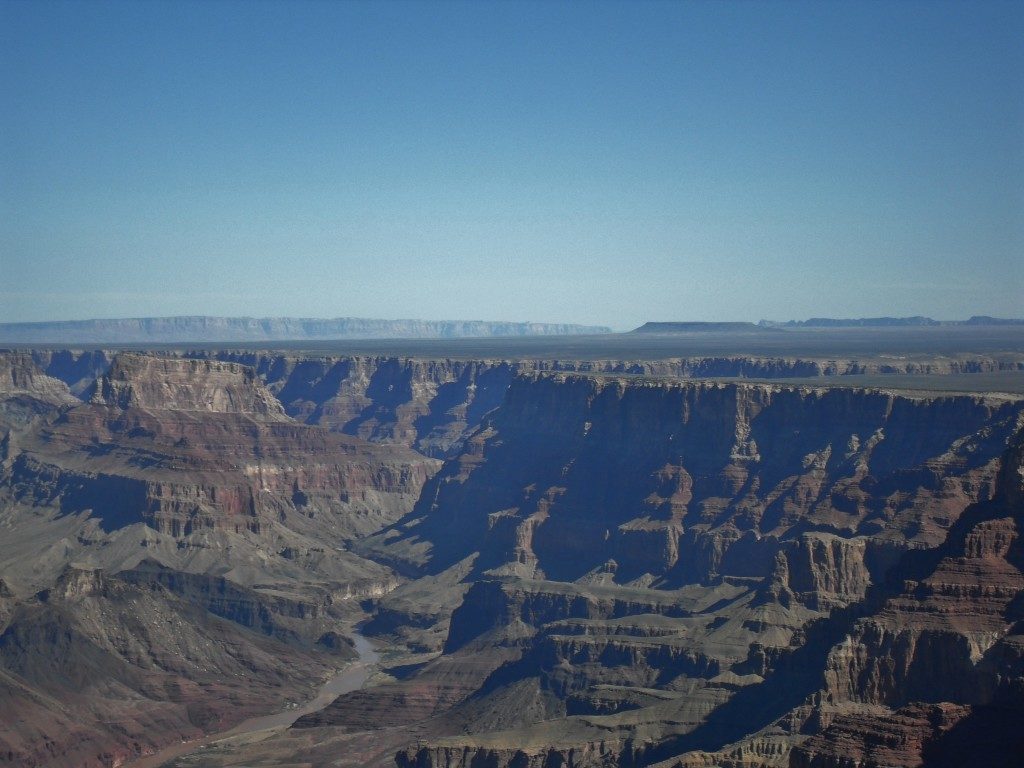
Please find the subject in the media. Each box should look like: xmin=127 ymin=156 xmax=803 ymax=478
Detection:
xmin=0 ymin=352 xmax=439 ymax=766
xmin=358 ymin=375 xmax=1024 ymax=767
xmin=203 ymin=352 xmax=1024 ymax=458
xmin=785 ymin=433 xmax=1024 ymax=768
xmin=375 ymin=375 xmax=1024 ymax=581
xmin=3 ymin=356 xmax=1023 ymax=768
xmin=5 ymin=349 xmax=1022 ymax=461
xmin=0 ymin=565 xmax=338 ymax=768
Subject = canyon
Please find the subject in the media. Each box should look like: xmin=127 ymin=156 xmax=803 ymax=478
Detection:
xmin=1 ymin=329 xmax=1022 ymax=767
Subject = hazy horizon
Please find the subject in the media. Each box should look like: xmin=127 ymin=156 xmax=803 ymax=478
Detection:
xmin=3 ymin=1 xmax=1022 ymax=327
xmin=3 ymin=312 xmax=1024 ymax=339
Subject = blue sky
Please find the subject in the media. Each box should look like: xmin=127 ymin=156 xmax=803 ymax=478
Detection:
xmin=2 ymin=0 xmax=1021 ymax=329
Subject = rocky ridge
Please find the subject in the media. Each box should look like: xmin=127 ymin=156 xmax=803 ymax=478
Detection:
xmin=5 ymin=349 xmax=1023 ymax=461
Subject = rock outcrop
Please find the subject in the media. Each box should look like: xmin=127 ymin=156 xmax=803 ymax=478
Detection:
xmin=25 ymin=349 xmax=113 ymax=396
xmin=4 ymin=352 xmax=437 ymax=540
xmin=92 ymin=353 xmax=287 ymax=416
xmin=0 ymin=351 xmax=77 ymax=406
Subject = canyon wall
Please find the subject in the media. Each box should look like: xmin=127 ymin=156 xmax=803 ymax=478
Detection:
xmin=378 ymin=374 xmax=1024 ymax=581
xmin=2 ymin=351 xmax=1023 ymax=768
xmin=6 ymin=349 xmax=1023 ymax=462
xmin=0 ymin=351 xmax=439 ymax=765
xmin=787 ymin=432 xmax=1024 ymax=768
xmin=353 ymin=375 xmax=1024 ymax=767
xmin=199 ymin=351 xmax=1024 ymax=459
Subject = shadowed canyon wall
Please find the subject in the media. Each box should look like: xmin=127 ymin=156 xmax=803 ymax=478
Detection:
xmin=349 ymin=375 xmax=1023 ymax=768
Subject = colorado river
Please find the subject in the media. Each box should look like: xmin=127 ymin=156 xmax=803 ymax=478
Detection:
xmin=126 ymin=631 xmax=380 ymax=768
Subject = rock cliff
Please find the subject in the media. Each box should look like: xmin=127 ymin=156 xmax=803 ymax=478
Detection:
xmin=6 ymin=349 xmax=1022 ymax=462
xmin=373 ymin=374 xmax=1023 ymax=582
xmin=346 ymin=375 xmax=1024 ymax=767
xmin=92 ymin=353 xmax=288 ymax=416
xmin=202 ymin=351 xmax=1024 ymax=457
xmin=786 ymin=431 xmax=1024 ymax=768
xmin=0 ymin=351 xmax=77 ymax=406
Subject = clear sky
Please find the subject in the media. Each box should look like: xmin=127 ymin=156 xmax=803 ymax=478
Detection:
xmin=2 ymin=0 xmax=1021 ymax=329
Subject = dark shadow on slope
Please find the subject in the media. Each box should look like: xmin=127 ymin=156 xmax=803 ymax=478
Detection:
xmin=277 ymin=359 xmax=355 ymax=418
xmin=638 ymin=493 xmax=1013 ymax=765
xmin=342 ymin=360 xmax=415 ymax=439
xmin=46 ymin=467 xmax=150 ymax=532
xmin=921 ymin=698 xmax=1024 ymax=767
xmin=634 ymin=608 xmax=862 ymax=765
xmin=411 ymin=371 xmax=476 ymax=456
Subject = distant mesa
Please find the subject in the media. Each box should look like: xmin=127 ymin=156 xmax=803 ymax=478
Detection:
xmin=629 ymin=317 xmax=1024 ymax=334
xmin=759 ymin=315 xmax=1024 ymax=328
xmin=961 ymin=315 xmax=1024 ymax=326
xmin=0 ymin=316 xmax=613 ymax=344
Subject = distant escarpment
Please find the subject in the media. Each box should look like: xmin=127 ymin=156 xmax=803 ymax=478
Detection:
xmin=0 ymin=316 xmax=611 ymax=343
xmin=631 ymin=321 xmax=766 ymax=333
xmin=761 ymin=315 xmax=1024 ymax=328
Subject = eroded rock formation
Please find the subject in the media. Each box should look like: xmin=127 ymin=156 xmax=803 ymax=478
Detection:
xmin=343 ymin=375 xmax=1024 ymax=767
xmin=2 ymin=351 xmax=1022 ymax=768
xmin=0 ymin=351 xmax=438 ymax=766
